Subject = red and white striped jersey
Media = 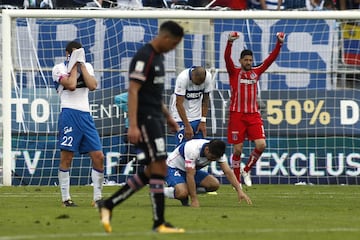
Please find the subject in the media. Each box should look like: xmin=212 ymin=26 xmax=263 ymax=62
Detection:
xmin=224 ymin=40 xmax=282 ymax=113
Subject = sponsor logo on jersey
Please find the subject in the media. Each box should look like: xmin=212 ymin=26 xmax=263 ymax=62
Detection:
xmin=185 ymin=90 xmax=203 ymax=100
xmin=250 ymin=72 xmax=257 ymax=79
xmin=239 ymin=79 xmax=257 ymax=84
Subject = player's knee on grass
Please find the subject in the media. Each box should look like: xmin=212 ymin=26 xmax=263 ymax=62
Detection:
xmin=174 ymin=185 xmax=189 ymax=199
xmin=201 ymin=175 xmax=220 ymax=192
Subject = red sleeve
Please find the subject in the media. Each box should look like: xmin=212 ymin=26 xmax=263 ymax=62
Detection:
xmin=224 ymin=41 xmax=235 ymax=75
xmin=256 ymin=41 xmax=282 ymax=73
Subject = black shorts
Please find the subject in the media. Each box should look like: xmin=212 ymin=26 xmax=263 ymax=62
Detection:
xmin=137 ymin=115 xmax=167 ymax=164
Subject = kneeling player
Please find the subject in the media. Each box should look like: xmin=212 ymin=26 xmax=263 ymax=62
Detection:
xmin=164 ymin=139 xmax=252 ymax=207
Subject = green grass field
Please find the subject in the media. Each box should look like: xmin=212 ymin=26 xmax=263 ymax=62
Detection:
xmin=0 ymin=184 xmax=359 ymax=240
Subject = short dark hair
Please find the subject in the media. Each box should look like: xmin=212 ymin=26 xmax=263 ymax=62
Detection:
xmin=240 ymin=49 xmax=253 ymax=59
xmin=65 ymin=41 xmax=82 ymax=54
xmin=208 ymin=139 xmax=226 ymax=158
xmin=160 ymin=20 xmax=184 ymax=38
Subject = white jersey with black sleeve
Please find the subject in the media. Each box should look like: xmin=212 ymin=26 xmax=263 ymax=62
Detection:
xmin=52 ymin=62 xmax=95 ymax=112
xmin=166 ymin=139 xmax=226 ymax=171
xmin=170 ymin=67 xmax=213 ymax=122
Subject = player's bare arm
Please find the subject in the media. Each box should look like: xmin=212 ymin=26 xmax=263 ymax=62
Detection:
xmin=185 ymin=167 xmax=200 ymax=208
xmin=219 ymin=162 xmax=252 ymax=205
xmin=79 ymin=63 xmax=97 ymax=91
xmin=197 ymin=92 xmax=210 ymax=137
xmin=60 ymin=64 xmax=78 ymax=90
xmin=176 ymin=95 xmax=194 ymax=140
xmin=127 ymin=81 xmax=142 ymax=144
xmin=162 ymin=103 xmax=179 ymax=133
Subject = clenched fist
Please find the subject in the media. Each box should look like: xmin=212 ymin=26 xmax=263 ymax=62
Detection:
xmin=228 ymin=32 xmax=239 ymax=42
xmin=276 ymin=32 xmax=285 ymax=43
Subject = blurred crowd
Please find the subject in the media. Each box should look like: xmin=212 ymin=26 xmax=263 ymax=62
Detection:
xmin=0 ymin=0 xmax=359 ymax=10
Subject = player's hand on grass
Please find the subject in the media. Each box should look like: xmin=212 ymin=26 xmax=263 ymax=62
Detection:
xmin=228 ymin=32 xmax=239 ymax=42
xmin=190 ymin=198 xmax=200 ymax=208
xmin=238 ymin=190 xmax=252 ymax=205
xmin=276 ymin=32 xmax=285 ymax=43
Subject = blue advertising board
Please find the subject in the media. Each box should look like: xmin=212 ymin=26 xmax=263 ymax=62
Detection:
xmin=12 ymin=135 xmax=360 ymax=185
xmin=9 ymin=89 xmax=360 ymax=185
xmin=7 ymin=17 xmax=359 ymax=185
xmin=262 ymin=90 xmax=360 ymax=136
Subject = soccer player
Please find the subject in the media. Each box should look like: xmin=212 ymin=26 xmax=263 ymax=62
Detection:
xmin=97 ymin=20 xmax=185 ymax=234
xmin=114 ymin=92 xmax=143 ymax=173
xmin=225 ymin=31 xmax=285 ymax=187
xmin=170 ymin=66 xmax=213 ymax=146
xmin=52 ymin=41 xmax=104 ymax=207
xmin=164 ymin=139 xmax=252 ymax=207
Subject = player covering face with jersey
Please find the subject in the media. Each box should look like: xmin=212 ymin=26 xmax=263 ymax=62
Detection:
xmin=52 ymin=41 xmax=104 ymax=207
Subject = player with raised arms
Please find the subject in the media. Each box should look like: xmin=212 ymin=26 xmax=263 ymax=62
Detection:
xmin=225 ymin=31 xmax=285 ymax=187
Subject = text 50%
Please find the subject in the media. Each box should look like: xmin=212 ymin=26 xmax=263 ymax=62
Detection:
xmin=267 ymin=100 xmax=331 ymax=125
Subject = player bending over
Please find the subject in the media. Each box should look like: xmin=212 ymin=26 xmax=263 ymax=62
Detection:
xmin=164 ymin=139 xmax=252 ymax=207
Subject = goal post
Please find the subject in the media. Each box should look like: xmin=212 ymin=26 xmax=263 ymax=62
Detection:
xmin=1 ymin=9 xmax=360 ymax=186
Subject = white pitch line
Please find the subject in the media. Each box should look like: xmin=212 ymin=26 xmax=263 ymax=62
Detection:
xmin=0 ymin=227 xmax=360 ymax=240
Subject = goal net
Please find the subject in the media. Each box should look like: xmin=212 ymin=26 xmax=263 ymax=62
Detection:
xmin=1 ymin=9 xmax=360 ymax=186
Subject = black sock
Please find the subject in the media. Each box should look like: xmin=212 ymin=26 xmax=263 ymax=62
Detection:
xmin=149 ymin=174 xmax=165 ymax=229
xmin=105 ymin=172 xmax=148 ymax=209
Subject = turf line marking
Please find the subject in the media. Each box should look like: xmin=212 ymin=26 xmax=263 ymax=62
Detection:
xmin=1 ymin=227 xmax=360 ymax=239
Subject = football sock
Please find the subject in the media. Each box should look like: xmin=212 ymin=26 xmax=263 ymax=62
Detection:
xmin=92 ymin=168 xmax=104 ymax=201
xmin=105 ymin=171 xmax=148 ymax=209
xmin=164 ymin=187 xmax=175 ymax=199
xmin=150 ymin=174 xmax=165 ymax=229
xmin=58 ymin=169 xmax=70 ymax=202
xmin=196 ymin=187 xmax=207 ymax=194
xmin=165 ymin=187 xmax=207 ymax=199
xmin=231 ymin=154 xmax=241 ymax=182
xmin=244 ymin=148 xmax=262 ymax=172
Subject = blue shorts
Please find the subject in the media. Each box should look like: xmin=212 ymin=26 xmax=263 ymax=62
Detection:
xmin=175 ymin=119 xmax=204 ymax=146
xmin=58 ymin=108 xmax=102 ymax=154
xmin=165 ymin=167 xmax=209 ymax=187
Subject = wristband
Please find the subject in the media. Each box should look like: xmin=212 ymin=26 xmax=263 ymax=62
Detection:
xmin=200 ymin=117 xmax=206 ymax=123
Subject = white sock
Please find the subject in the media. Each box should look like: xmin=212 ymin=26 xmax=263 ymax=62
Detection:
xmin=196 ymin=187 xmax=207 ymax=194
xmin=58 ymin=170 xmax=70 ymax=202
xmin=164 ymin=187 xmax=175 ymax=199
xmin=92 ymin=168 xmax=104 ymax=201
